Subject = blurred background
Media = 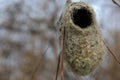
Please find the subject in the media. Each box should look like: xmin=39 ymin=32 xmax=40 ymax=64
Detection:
xmin=0 ymin=0 xmax=120 ymax=80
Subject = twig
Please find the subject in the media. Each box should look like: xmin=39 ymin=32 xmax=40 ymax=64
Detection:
xmin=55 ymin=51 xmax=62 ymax=80
xmin=61 ymin=27 xmax=65 ymax=80
xmin=112 ymin=0 xmax=120 ymax=7
xmin=31 ymin=46 xmax=49 ymax=80
xmin=103 ymin=41 xmax=120 ymax=64
xmin=55 ymin=27 xmax=65 ymax=80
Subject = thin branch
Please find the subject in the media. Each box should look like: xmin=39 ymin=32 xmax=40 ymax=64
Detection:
xmin=55 ymin=27 xmax=65 ymax=80
xmin=112 ymin=0 xmax=120 ymax=7
xmin=31 ymin=46 xmax=49 ymax=80
xmin=103 ymin=41 xmax=120 ymax=64
xmin=61 ymin=27 xmax=65 ymax=80
xmin=55 ymin=52 xmax=62 ymax=80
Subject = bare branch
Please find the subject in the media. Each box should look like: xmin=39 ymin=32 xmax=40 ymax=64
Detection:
xmin=112 ymin=0 xmax=120 ymax=7
xmin=104 ymin=41 xmax=120 ymax=64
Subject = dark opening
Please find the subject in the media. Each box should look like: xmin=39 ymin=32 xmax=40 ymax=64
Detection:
xmin=72 ymin=8 xmax=92 ymax=28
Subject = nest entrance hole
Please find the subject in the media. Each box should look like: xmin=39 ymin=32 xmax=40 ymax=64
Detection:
xmin=72 ymin=8 xmax=93 ymax=28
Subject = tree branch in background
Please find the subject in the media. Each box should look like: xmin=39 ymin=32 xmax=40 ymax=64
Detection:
xmin=112 ymin=0 xmax=120 ymax=7
xmin=103 ymin=41 xmax=120 ymax=64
